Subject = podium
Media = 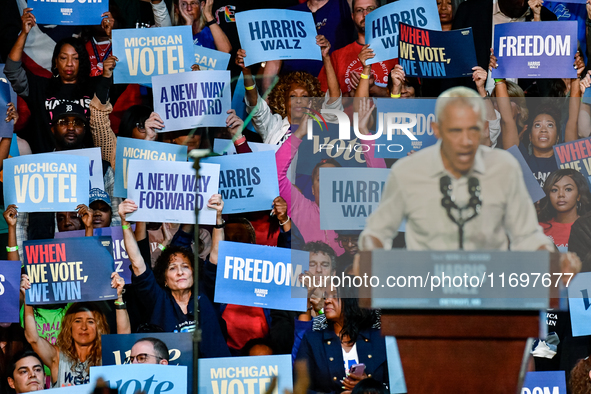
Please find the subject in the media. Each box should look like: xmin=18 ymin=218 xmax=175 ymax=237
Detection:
xmin=358 ymin=250 xmax=560 ymax=393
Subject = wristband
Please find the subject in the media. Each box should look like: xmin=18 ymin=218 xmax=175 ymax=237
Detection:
xmin=360 ymin=73 xmax=369 ymax=80
xmin=158 ymin=243 xmax=166 ymax=251
xmin=6 ymin=245 xmax=18 ymax=252
xmin=234 ymin=135 xmax=246 ymax=146
xmin=204 ymin=19 xmax=216 ymax=28
xmin=245 ymin=84 xmax=256 ymax=91
xmin=122 ymin=224 xmax=131 ymax=230
xmin=114 ymin=301 xmax=127 ymax=309
xmin=318 ymin=308 xmax=324 ymax=315
xmin=214 ymin=219 xmax=226 ymax=229
xmin=279 ymin=216 xmax=290 ymax=226
xmin=390 ymin=93 xmax=401 ymax=98
xmin=494 ymin=78 xmax=505 ymax=83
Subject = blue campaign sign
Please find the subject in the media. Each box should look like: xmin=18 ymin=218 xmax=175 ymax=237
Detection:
xmin=194 ymin=45 xmax=231 ymax=70
xmin=215 ymin=241 xmax=308 ymax=311
xmin=202 ymin=151 xmax=280 ymax=214
xmin=568 ymin=272 xmax=591 ymax=337
xmin=126 ymin=160 xmax=219 ymax=225
xmin=0 ymin=64 xmax=19 ymax=106
xmin=27 ymin=0 xmax=107 ymax=25
xmin=198 ymin=355 xmax=293 ymax=394
xmin=235 ymin=9 xmax=322 ymax=67
xmin=23 ymin=236 xmax=117 ymax=305
xmin=365 ymin=0 xmax=441 ymax=65
xmin=50 ymin=147 xmax=105 ymax=192
xmin=89 ymin=364 xmax=187 ymax=394
xmin=213 ymin=138 xmax=280 ymax=155
xmin=0 ymin=80 xmax=13 ymax=138
xmin=102 ymin=332 xmax=193 ymax=393
xmin=43 ymin=386 xmax=88 ymax=393
xmin=553 ymin=137 xmax=591 ymax=189
xmin=373 ymin=98 xmax=437 ymax=159
xmin=507 ymin=146 xmax=546 ymax=203
xmin=55 ymin=226 xmax=133 ymax=284
xmin=112 ymin=26 xmax=194 ymax=85
xmin=3 ymin=153 xmax=89 ymax=213
xmin=114 ymin=137 xmax=188 ymax=198
xmin=0 ymin=261 xmax=22 ymax=323
xmin=398 ymin=23 xmax=476 ymax=78
xmin=493 ymin=21 xmax=577 ymax=78
xmin=521 ymin=371 xmax=566 ymax=394
xmin=152 ymin=70 xmax=231 ymax=132
xmin=319 ymin=167 xmax=390 ymax=230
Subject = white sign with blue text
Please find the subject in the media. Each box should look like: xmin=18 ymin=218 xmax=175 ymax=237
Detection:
xmin=215 ymin=241 xmax=309 ymax=311
xmin=89 ymin=364 xmax=187 ymax=394
xmin=152 ymin=70 xmax=231 ymax=132
xmin=235 ymin=9 xmax=322 ymax=66
xmin=126 ymin=159 xmax=219 ymax=225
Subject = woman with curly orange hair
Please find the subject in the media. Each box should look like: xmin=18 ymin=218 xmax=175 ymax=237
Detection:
xmin=235 ymin=35 xmax=341 ymax=146
xmin=23 ymin=302 xmax=110 ymax=387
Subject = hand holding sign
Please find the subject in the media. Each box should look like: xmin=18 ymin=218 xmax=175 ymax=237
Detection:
xmin=144 ymin=112 xmax=164 ymax=140
xmin=101 ymin=56 xmax=118 ymax=79
xmin=207 ymin=194 xmax=224 ymax=225
xmin=21 ymin=8 xmax=36 ymax=35
xmin=6 ymin=102 xmax=17 ymax=124
xmin=225 ymin=109 xmax=244 ymax=138
xmin=3 ymin=204 xmax=18 ymax=228
xmin=101 ymin=12 xmax=115 ymax=38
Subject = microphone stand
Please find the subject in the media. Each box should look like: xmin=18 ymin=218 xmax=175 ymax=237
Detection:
xmin=440 ymin=176 xmax=482 ymax=250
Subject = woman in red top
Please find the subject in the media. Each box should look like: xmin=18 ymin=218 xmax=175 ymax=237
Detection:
xmin=538 ymin=169 xmax=591 ymax=251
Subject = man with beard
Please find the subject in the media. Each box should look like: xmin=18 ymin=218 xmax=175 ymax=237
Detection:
xmin=7 ymin=350 xmax=45 ymax=392
xmin=317 ymin=0 xmax=395 ymax=97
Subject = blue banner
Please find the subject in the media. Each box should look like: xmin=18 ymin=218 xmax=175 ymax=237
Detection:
xmin=0 ymin=80 xmax=13 ymax=138
xmin=213 ymin=138 xmax=279 ymax=155
xmin=3 ymin=153 xmax=89 ymax=213
xmin=521 ymin=371 xmax=566 ymax=394
xmin=507 ymin=146 xmax=546 ymax=203
xmin=102 ymin=332 xmax=193 ymax=393
xmin=152 ymin=70 xmax=231 ymax=131
xmin=198 ymin=355 xmax=293 ymax=394
xmin=114 ymin=137 xmax=187 ymax=198
xmin=27 ymin=0 xmax=107 ymax=25
xmin=493 ymin=21 xmax=577 ymax=78
xmin=0 ymin=261 xmax=22 ymax=323
xmin=398 ymin=23 xmax=476 ymax=78
xmin=215 ymin=241 xmax=308 ymax=311
xmin=319 ymin=167 xmax=390 ymax=230
xmin=50 ymin=147 xmax=104 ymax=191
xmin=0 ymin=64 xmax=19 ymax=106
xmin=194 ymin=46 xmax=231 ymax=70
xmin=126 ymin=160 xmax=219 ymax=225
xmin=89 ymin=365 xmax=187 ymax=393
xmin=553 ymin=137 xmax=591 ymax=188
xmin=373 ymin=98 xmax=437 ymax=159
xmin=235 ymin=9 xmax=322 ymax=67
xmin=202 ymin=151 xmax=280 ymax=214
xmin=55 ymin=226 xmax=133 ymax=284
xmin=365 ymin=0 xmax=441 ymax=65
xmin=568 ymin=272 xmax=591 ymax=337
xmin=112 ymin=26 xmax=194 ymax=85
xmin=23 ymin=236 xmax=117 ymax=305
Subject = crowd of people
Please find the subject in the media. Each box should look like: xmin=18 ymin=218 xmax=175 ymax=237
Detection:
xmin=0 ymin=0 xmax=591 ymax=392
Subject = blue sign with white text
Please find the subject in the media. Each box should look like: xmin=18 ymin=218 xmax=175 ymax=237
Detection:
xmin=0 ymin=80 xmax=13 ymax=138
xmin=215 ymin=241 xmax=308 ymax=311
xmin=365 ymin=0 xmax=441 ymax=65
xmin=0 ymin=261 xmax=22 ymax=323
xmin=114 ymin=137 xmax=187 ymax=197
xmin=198 ymin=355 xmax=293 ymax=394
xmin=23 ymin=237 xmax=117 ymax=305
xmin=89 ymin=364 xmax=187 ymax=394
xmin=194 ymin=45 xmax=231 ymax=70
xmin=3 ymin=153 xmax=89 ymax=212
xmin=27 ymin=0 xmax=108 ymax=25
xmin=112 ymin=26 xmax=194 ymax=85
xmin=568 ymin=272 xmax=591 ymax=337
xmin=235 ymin=9 xmax=322 ymax=67
xmin=373 ymin=98 xmax=437 ymax=158
xmin=202 ymin=151 xmax=280 ymax=214
xmin=493 ymin=21 xmax=577 ymax=78
xmin=521 ymin=371 xmax=566 ymax=394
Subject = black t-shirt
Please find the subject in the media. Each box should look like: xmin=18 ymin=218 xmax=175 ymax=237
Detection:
xmin=519 ymin=142 xmax=558 ymax=187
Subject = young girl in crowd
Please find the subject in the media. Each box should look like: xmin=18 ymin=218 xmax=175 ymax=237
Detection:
xmin=538 ymin=169 xmax=591 ymax=251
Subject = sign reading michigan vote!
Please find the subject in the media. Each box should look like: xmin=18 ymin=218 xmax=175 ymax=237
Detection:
xmin=152 ymin=70 xmax=231 ymax=132
xmin=3 ymin=153 xmax=89 ymax=212
xmin=215 ymin=241 xmax=309 ymax=311
xmin=235 ymin=9 xmax=322 ymax=66
xmin=28 ymin=0 xmax=108 ymax=26
xmin=365 ymin=0 xmax=441 ymax=65
xmin=114 ymin=137 xmax=188 ymax=198
xmin=23 ymin=237 xmax=117 ymax=305
xmin=112 ymin=26 xmax=194 ymax=85
xmin=493 ymin=21 xmax=577 ymax=78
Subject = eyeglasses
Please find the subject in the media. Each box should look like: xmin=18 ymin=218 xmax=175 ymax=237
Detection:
xmin=126 ymin=353 xmax=163 ymax=363
xmin=180 ymin=1 xmax=200 ymax=9
xmin=354 ymin=6 xmax=376 ymax=15
xmin=56 ymin=119 xmax=85 ymax=128
xmin=135 ymin=122 xmax=146 ymax=132
xmin=336 ymin=236 xmax=358 ymax=246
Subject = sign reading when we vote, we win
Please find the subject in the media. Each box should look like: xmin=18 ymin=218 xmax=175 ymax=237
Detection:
xmin=152 ymin=70 xmax=231 ymax=132
xmin=126 ymin=160 xmax=220 ymax=225
xmin=112 ymin=26 xmax=194 ymax=86
xmin=235 ymin=9 xmax=321 ymax=66
xmin=3 ymin=153 xmax=89 ymax=212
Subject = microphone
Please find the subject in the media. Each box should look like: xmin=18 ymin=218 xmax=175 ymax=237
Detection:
xmin=439 ymin=175 xmax=482 ymax=249
xmin=467 ymin=177 xmax=482 ymax=214
xmin=440 ymin=175 xmax=457 ymax=210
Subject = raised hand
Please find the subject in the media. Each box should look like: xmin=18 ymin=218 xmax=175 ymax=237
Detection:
xmin=144 ymin=112 xmax=164 ymax=140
